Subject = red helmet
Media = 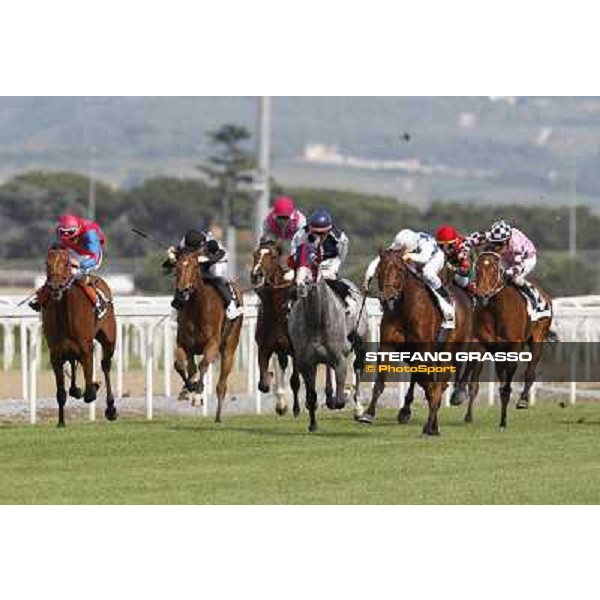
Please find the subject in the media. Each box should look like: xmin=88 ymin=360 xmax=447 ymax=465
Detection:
xmin=57 ymin=214 xmax=83 ymax=240
xmin=272 ymin=196 xmax=295 ymax=218
xmin=436 ymin=224 xmax=458 ymax=245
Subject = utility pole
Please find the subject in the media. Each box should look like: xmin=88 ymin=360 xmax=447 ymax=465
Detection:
xmin=88 ymin=144 xmax=97 ymax=221
xmin=254 ymin=96 xmax=271 ymax=241
xmin=569 ymin=145 xmax=577 ymax=258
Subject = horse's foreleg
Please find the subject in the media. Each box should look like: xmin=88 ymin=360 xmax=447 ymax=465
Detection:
xmin=422 ymin=382 xmax=443 ymax=436
xmin=68 ymin=359 xmax=82 ymax=399
xmin=51 ymin=353 xmax=67 ymax=427
xmin=497 ymin=362 xmax=517 ymax=430
xmin=303 ymin=364 xmax=318 ymax=433
xmin=325 ymin=366 xmax=335 ymax=409
xmin=398 ymin=375 xmax=417 ymax=424
xmin=174 ymin=345 xmax=192 ymax=401
xmin=333 ymin=359 xmax=348 ymax=410
xmin=100 ymin=346 xmax=117 ymax=422
xmin=215 ymin=341 xmax=237 ymax=425
xmin=257 ymin=345 xmax=273 ymax=394
xmin=198 ymin=341 xmax=220 ymax=420
xmin=359 ymin=361 xmax=389 ymax=424
xmin=518 ymin=339 xmax=544 ymax=409
xmin=352 ymin=336 xmax=366 ymax=418
xmin=449 ymin=362 xmax=469 ymax=406
xmin=465 ymin=360 xmax=485 ymax=423
xmin=273 ymin=357 xmax=288 ymax=416
xmin=290 ymin=357 xmax=301 ymax=418
xmin=81 ymin=345 xmax=97 ymax=404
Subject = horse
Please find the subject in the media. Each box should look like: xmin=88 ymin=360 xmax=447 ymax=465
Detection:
xmin=461 ymin=250 xmax=553 ymax=429
xmin=173 ymin=249 xmax=243 ymax=423
xmin=41 ymin=248 xmax=117 ymax=427
xmin=288 ymin=245 xmax=368 ymax=432
xmin=251 ymin=240 xmax=301 ymax=417
xmin=358 ymin=248 xmax=472 ymax=435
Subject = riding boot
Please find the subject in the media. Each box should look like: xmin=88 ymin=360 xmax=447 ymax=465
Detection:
xmin=28 ymin=285 xmax=49 ymax=312
xmin=210 ymin=277 xmax=242 ymax=320
xmin=171 ymin=292 xmax=184 ymax=310
xmin=436 ymin=285 xmax=452 ymax=304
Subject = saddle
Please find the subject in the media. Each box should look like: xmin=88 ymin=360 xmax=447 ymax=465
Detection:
xmin=516 ymin=282 xmax=551 ymax=322
xmin=77 ymin=276 xmax=112 ymax=319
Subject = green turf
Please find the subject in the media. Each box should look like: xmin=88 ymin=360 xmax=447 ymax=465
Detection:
xmin=1 ymin=404 xmax=600 ymax=504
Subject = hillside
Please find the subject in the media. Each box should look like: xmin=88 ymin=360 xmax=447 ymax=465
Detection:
xmin=0 ymin=97 xmax=600 ymax=207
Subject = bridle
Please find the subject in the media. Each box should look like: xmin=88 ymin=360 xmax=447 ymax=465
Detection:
xmin=378 ymin=250 xmax=407 ymax=310
xmin=175 ymin=251 xmax=203 ymax=301
xmin=47 ymin=250 xmax=75 ymax=301
xmin=251 ymin=244 xmax=293 ymax=291
xmin=475 ymin=251 xmax=505 ymax=303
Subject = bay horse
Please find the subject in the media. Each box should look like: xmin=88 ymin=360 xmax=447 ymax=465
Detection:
xmin=42 ymin=248 xmax=117 ymax=427
xmin=462 ymin=250 xmax=553 ymax=429
xmin=173 ymin=250 xmax=243 ymax=423
xmin=288 ymin=243 xmax=368 ymax=432
xmin=358 ymin=248 xmax=472 ymax=435
xmin=251 ymin=240 xmax=301 ymax=417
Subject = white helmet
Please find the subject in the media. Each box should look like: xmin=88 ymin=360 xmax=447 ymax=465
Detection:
xmin=393 ymin=229 xmax=419 ymax=252
xmin=489 ymin=219 xmax=512 ymax=243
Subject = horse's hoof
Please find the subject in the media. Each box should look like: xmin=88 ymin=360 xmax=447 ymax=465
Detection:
xmin=69 ymin=386 xmax=82 ymax=400
xmin=516 ymin=399 xmax=529 ymax=410
xmin=422 ymin=426 xmax=440 ymax=437
xmin=258 ymin=382 xmax=270 ymax=394
xmin=83 ymin=392 xmax=97 ymax=404
xmin=105 ymin=407 xmax=118 ymax=421
xmin=308 ymin=423 xmax=318 ymax=433
xmin=190 ymin=393 xmax=204 ymax=407
xmin=57 ymin=421 xmax=65 ymax=428
xmin=449 ymin=391 xmax=464 ymax=407
xmin=93 ymin=382 xmax=101 ymax=392
xmin=499 ymin=426 xmax=506 ymax=432
xmin=215 ymin=417 xmax=223 ymax=424
xmin=397 ymin=410 xmax=411 ymax=424
xmin=356 ymin=414 xmax=374 ymax=425
xmin=293 ymin=407 xmax=301 ymax=418
xmin=275 ymin=404 xmax=288 ymax=416
xmin=464 ymin=414 xmax=473 ymax=424
xmin=178 ymin=389 xmax=190 ymax=402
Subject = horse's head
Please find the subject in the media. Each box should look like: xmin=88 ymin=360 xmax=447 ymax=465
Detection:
xmin=474 ymin=251 xmax=504 ymax=304
xmin=377 ymin=248 xmax=408 ymax=309
xmin=175 ymin=250 xmax=203 ymax=302
xmin=294 ymin=240 xmax=321 ymax=299
xmin=46 ymin=248 xmax=74 ymax=300
xmin=251 ymin=240 xmax=283 ymax=289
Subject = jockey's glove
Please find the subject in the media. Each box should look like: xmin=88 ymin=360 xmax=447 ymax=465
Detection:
xmin=166 ymin=246 xmax=177 ymax=263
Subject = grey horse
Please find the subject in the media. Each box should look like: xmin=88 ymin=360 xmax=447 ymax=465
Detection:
xmin=289 ymin=265 xmax=368 ymax=432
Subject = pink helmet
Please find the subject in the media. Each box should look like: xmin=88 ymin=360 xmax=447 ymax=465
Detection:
xmin=57 ymin=214 xmax=83 ymax=240
xmin=272 ymin=196 xmax=295 ymax=218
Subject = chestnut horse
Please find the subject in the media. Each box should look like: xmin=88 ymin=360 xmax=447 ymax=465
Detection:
xmin=251 ymin=240 xmax=301 ymax=417
xmin=42 ymin=248 xmax=117 ymax=427
xmin=461 ymin=251 xmax=553 ymax=429
xmin=173 ymin=250 xmax=242 ymax=423
xmin=358 ymin=248 xmax=472 ymax=435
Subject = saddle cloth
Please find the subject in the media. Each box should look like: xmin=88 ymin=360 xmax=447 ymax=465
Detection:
xmin=521 ymin=284 xmax=552 ymax=322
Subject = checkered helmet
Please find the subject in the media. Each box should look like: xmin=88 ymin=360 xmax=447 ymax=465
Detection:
xmin=489 ymin=219 xmax=512 ymax=243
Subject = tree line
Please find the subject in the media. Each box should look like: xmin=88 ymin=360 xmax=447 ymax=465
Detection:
xmin=0 ymin=170 xmax=597 ymax=296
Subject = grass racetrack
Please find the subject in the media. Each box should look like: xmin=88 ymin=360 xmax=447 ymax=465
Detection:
xmin=1 ymin=404 xmax=600 ymax=504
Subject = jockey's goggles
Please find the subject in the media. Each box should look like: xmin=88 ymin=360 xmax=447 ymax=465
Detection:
xmin=58 ymin=227 xmax=79 ymax=237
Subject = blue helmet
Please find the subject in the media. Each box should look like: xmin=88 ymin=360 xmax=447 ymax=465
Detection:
xmin=308 ymin=208 xmax=333 ymax=234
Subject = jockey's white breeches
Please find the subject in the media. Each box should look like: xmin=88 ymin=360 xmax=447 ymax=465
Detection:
xmin=420 ymin=250 xmax=445 ymax=290
xmin=69 ymin=251 xmax=102 ymax=278
xmin=319 ymin=257 xmax=341 ymax=280
xmin=509 ymin=255 xmax=537 ymax=286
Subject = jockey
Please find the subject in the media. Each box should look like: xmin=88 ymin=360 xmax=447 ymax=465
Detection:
xmin=364 ymin=228 xmax=454 ymax=326
xmin=290 ymin=208 xmax=352 ymax=307
xmin=460 ymin=219 xmax=538 ymax=305
xmin=435 ymin=224 xmax=473 ymax=291
xmin=261 ymin=196 xmax=306 ymax=246
xmin=163 ymin=228 xmax=242 ymax=320
xmin=29 ymin=214 xmax=107 ymax=316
